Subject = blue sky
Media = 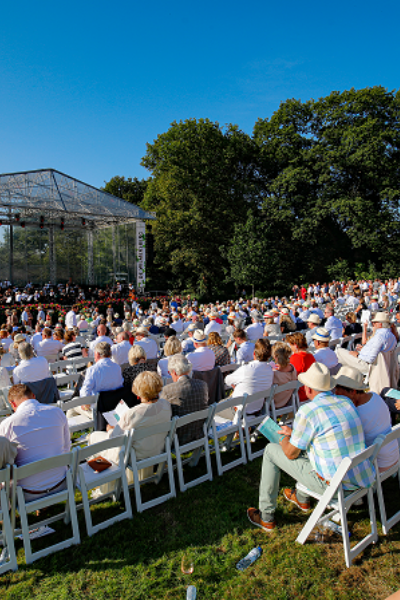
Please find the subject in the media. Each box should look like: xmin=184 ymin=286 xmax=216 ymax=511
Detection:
xmin=1 ymin=0 xmax=399 ymax=189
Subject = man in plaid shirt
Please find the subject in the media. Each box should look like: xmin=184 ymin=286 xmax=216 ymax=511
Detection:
xmin=162 ymin=354 xmax=208 ymax=445
xmin=247 ymin=362 xmax=375 ymax=532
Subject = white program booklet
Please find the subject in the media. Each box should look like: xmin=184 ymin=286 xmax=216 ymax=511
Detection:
xmin=103 ymin=400 xmax=130 ymax=426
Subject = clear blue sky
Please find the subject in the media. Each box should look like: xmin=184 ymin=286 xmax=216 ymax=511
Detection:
xmin=1 ymin=0 xmax=399 ymax=189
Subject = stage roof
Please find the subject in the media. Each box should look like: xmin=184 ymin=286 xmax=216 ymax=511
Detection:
xmin=0 ymin=168 xmax=155 ymax=229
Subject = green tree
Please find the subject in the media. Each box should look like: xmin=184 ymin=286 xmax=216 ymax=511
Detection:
xmin=141 ymin=118 xmax=260 ymax=295
xmin=102 ymin=176 xmax=148 ymax=206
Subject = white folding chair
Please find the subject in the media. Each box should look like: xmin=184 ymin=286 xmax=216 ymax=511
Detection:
xmin=49 ymin=359 xmax=74 ymax=377
xmin=329 ymin=338 xmax=342 ymax=350
xmin=374 ymin=424 xmax=400 ymax=535
xmin=242 ymin=389 xmax=272 ymax=461
xmin=209 ymin=394 xmax=248 ymax=476
xmin=0 ymin=465 xmax=18 ymax=573
xmin=0 ymin=386 xmax=12 ymax=420
xmin=269 ymin=381 xmax=301 ymax=424
xmin=73 ymin=434 xmax=132 ymax=536
xmin=58 ymin=394 xmax=98 ymax=435
xmin=12 ymin=452 xmax=80 ymax=564
xmin=70 ymin=356 xmax=91 ymax=372
xmin=296 ymin=442 xmax=382 ymax=568
xmin=172 ymin=406 xmax=215 ymax=492
xmin=56 ymin=372 xmax=81 ymax=400
xmin=126 ymin=421 xmax=176 ymax=512
xmin=219 ymin=363 xmax=240 ymax=376
xmin=348 ymin=334 xmax=362 ymax=351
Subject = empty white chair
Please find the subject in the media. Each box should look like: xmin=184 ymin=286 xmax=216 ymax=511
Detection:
xmin=73 ymin=434 xmax=132 ymax=536
xmin=209 ymin=394 xmax=248 ymax=476
xmin=0 ymin=465 xmax=18 ymax=573
xmin=55 ymin=372 xmax=81 ymax=400
xmin=269 ymin=381 xmax=301 ymax=424
xmin=58 ymin=394 xmax=98 ymax=435
xmin=374 ymin=424 xmax=400 ymax=535
xmin=12 ymin=452 xmax=80 ymax=564
xmin=126 ymin=421 xmax=176 ymax=512
xmin=242 ymin=389 xmax=272 ymax=461
xmin=173 ymin=406 xmax=215 ymax=492
xmin=296 ymin=442 xmax=382 ymax=568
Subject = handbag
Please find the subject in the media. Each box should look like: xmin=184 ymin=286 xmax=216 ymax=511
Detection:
xmin=87 ymin=455 xmax=112 ymax=473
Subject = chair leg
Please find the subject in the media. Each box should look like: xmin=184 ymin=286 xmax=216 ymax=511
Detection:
xmin=17 ymin=488 xmax=33 ymax=565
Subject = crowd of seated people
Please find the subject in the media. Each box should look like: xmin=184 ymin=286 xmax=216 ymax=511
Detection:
xmin=0 ymin=276 xmax=399 ymax=536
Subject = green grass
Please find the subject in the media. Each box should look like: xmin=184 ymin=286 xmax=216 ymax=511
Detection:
xmin=1 ymin=447 xmax=400 ymax=600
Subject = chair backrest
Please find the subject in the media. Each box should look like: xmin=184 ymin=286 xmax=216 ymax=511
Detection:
xmin=219 ymin=363 xmax=239 ymax=375
xmin=130 ymin=420 xmax=173 ymax=443
xmin=376 ymin=423 xmax=400 ymax=449
xmin=244 ymin=388 xmax=272 ymax=414
xmin=0 ymin=464 xmax=11 ymax=505
xmin=173 ymin=406 xmax=214 ymax=431
xmin=214 ymin=394 xmax=248 ymax=415
xmin=49 ymin=359 xmax=74 ymax=374
xmin=58 ymin=393 xmax=99 ymax=412
xmin=75 ymin=433 xmax=128 ymax=462
xmin=13 ymin=451 xmax=74 ymax=483
xmin=55 ymin=373 xmax=80 ymax=388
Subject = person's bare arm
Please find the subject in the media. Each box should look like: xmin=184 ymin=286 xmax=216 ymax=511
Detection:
xmin=278 ymin=425 xmax=301 ymax=460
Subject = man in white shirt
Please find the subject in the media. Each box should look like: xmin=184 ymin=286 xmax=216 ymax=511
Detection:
xmin=111 ymin=331 xmax=131 ymax=366
xmin=65 ymin=305 xmax=78 ymax=330
xmin=88 ymin=324 xmax=114 ymax=357
xmin=204 ymin=312 xmax=222 ymax=336
xmin=13 ymin=342 xmax=50 ymax=384
xmin=36 ymin=328 xmax=64 ymax=358
xmin=187 ymin=330 xmax=216 ymax=371
xmin=0 ymin=383 xmax=70 ymax=499
xmin=245 ymin=313 xmax=264 ymax=342
xmin=323 ymin=306 xmax=343 ymax=340
xmin=312 ymin=328 xmax=339 ymax=372
xmin=31 ymin=324 xmax=44 ymax=351
xmin=134 ymin=327 xmax=158 ymax=359
xmin=80 ymin=342 xmax=123 ymax=398
xmin=171 ymin=313 xmax=184 ymax=334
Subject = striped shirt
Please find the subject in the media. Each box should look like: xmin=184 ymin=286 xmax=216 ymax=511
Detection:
xmin=290 ymin=391 xmax=375 ymax=490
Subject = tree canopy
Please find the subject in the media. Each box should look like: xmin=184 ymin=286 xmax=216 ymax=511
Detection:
xmin=103 ymin=86 xmax=400 ymax=297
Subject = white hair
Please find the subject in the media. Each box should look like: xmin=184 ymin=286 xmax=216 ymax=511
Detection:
xmin=168 ymin=354 xmax=192 ymax=376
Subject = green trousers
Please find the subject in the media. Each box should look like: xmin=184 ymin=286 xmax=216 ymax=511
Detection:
xmin=259 ymin=443 xmax=328 ymax=519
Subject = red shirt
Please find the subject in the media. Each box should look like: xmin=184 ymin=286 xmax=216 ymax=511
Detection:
xmin=300 ymin=287 xmax=307 ymax=300
xmin=290 ymin=351 xmax=315 ymax=402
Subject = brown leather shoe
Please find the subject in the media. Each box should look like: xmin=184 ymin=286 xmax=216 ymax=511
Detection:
xmin=247 ymin=507 xmax=276 ymax=532
xmin=283 ymin=488 xmax=311 ymax=512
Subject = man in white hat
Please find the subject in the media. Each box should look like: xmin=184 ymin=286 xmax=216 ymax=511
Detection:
xmin=134 ymin=327 xmax=158 ymax=360
xmin=305 ymin=313 xmax=321 ymax=348
xmin=336 ymin=312 xmax=397 ymax=375
xmin=245 ymin=312 xmax=264 ymax=342
xmin=186 ymin=330 xmax=215 ymax=372
xmin=312 ymin=327 xmax=339 ymax=373
xmin=181 ymin=323 xmax=197 ymax=354
xmin=204 ymin=311 xmax=222 ymax=336
xmin=247 ymin=362 xmax=375 ymax=532
xmin=333 ymin=366 xmax=399 ymax=471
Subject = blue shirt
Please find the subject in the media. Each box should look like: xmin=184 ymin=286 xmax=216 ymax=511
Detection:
xmin=290 ymin=391 xmax=375 ymax=490
xmin=358 ymin=328 xmax=397 ymax=364
xmin=80 ymin=358 xmax=123 ymax=398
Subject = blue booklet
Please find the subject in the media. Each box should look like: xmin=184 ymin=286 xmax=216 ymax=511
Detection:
xmin=257 ymin=416 xmax=285 ymax=444
xmin=386 ymin=389 xmax=400 ymax=400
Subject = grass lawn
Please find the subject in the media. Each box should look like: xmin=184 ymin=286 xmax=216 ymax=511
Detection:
xmin=1 ymin=446 xmax=400 ymax=600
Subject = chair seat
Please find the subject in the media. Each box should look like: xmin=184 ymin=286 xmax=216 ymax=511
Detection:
xmin=77 ymin=461 xmax=121 ymax=488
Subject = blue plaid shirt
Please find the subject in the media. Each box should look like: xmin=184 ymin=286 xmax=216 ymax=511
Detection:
xmin=290 ymin=391 xmax=375 ymax=490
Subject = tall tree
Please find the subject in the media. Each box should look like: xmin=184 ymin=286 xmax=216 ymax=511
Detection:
xmin=141 ymin=118 xmax=260 ymax=295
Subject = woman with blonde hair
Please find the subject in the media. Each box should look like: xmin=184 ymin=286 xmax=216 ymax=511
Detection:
xmin=89 ymin=371 xmax=172 ymax=488
xmin=157 ymin=336 xmax=182 ymax=377
xmin=271 ymin=342 xmax=298 ymax=408
xmin=207 ymin=332 xmax=230 ymax=366
xmin=263 ymin=314 xmax=281 ymax=337
xmin=343 ymin=312 xmax=362 ymax=337
xmin=279 ymin=313 xmax=296 ymax=335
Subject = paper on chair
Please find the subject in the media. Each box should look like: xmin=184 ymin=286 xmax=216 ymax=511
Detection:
xmin=385 ymin=388 xmax=400 ymax=400
xmin=17 ymin=526 xmax=55 ymax=541
xmin=103 ymin=400 xmax=129 ymax=426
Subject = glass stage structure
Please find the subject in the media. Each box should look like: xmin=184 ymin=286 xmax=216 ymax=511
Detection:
xmin=0 ymin=169 xmax=155 ymax=287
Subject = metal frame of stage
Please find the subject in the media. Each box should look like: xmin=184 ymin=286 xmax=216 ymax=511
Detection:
xmin=0 ymin=169 xmax=155 ymax=285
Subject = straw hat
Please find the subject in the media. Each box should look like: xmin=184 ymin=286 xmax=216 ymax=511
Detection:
xmin=192 ymin=330 xmax=208 ymax=343
xmin=311 ymin=327 xmax=330 ymax=342
xmin=307 ymin=313 xmax=321 ymax=325
xmin=135 ymin=327 xmax=149 ymax=336
xmin=371 ymin=312 xmax=390 ymax=323
xmin=298 ymin=362 xmax=335 ymax=392
xmin=14 ymin=334 xmax=26 ymax=344
xmin=332 ymin=366 xmax=367 ymax=391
